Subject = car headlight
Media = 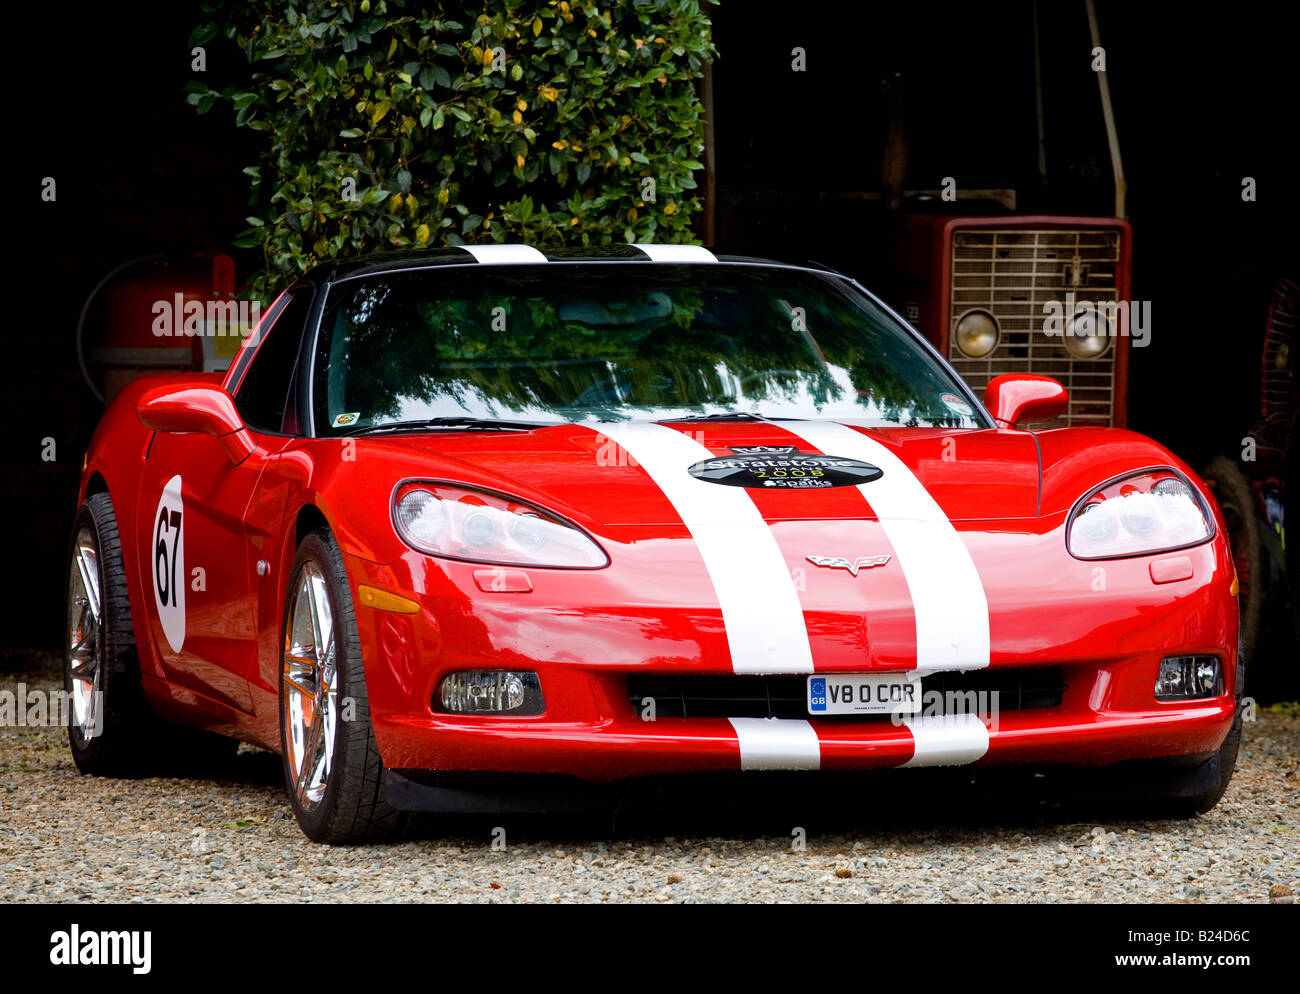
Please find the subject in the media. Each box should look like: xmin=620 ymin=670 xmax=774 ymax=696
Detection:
xmin=394 ymin=482 xmax=608 ymax=568
xmin=954 ymin=309 xmax=1000 ymax=358
xmin=1064 ymin=308 xmax=1112 ymax=359
xmin=1067 ymin=470 xmax=1213 ymax=559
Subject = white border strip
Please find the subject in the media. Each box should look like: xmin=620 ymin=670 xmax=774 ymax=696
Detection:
xmin=901 ymin=713 xmax=990 ymax=767
xmin=729 ymin=718 xmax=821 ymax=770
xmin=596 ymin=422 xmax=814 ymax=674
xmin=456 ymin=244 xmax=549 ymax=264
xmin=633 ymin=243 xmax=718 ymax=263
xmin=780 ymin=422 xmax=990 ymax=671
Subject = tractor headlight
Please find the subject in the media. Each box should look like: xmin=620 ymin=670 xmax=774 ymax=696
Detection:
xmin=1064 ymin=308 xmax=1112 ymax=359
xmin=954 ymin=309 xmax=1000 ymax=358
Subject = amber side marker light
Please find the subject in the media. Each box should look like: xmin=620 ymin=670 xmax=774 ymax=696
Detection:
xmin=357 ymin=584 xmax=421 ymax=614
xmin=1230 ymin=569 xmax=1239 ymax=597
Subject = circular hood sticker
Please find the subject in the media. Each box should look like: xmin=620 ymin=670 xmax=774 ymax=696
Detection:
xmin=687 ymin=446 xmax=883 ymax=489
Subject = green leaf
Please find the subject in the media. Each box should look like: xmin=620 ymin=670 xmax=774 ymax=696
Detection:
xmin=188 ymin=23 xmax=218 ymax=48
xmin=186 ymin=1 xmax=714 ymax=290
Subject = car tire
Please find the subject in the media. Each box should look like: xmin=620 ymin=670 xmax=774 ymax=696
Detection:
xmin=278 ymin=529 xmax=406 ymax=843
xmin=1137 ymin=654 xmax=1245 ymax=817
xmin=65 ymin=493 xmax=154 ymax=776
xmin=1201 ymin=455 xmax=1263 ymax=672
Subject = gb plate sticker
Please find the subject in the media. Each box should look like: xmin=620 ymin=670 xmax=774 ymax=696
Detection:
xmin=151 ymin=474 xmax=186 ymax=653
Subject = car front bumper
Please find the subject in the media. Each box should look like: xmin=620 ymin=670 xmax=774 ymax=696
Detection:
xmin=344 ymin=536 xmax=1239 ymax=783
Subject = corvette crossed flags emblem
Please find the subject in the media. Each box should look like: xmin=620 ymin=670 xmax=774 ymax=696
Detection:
xmin=805 ymin=554 xmax=892 ymax=576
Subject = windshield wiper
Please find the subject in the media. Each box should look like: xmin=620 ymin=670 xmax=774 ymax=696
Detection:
xmin=656 ymin=412 xmax=802 ymax=423
xmin=342 ymin=416 xmax=556 ymax=436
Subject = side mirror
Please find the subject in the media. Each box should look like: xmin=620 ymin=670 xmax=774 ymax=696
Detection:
xmin=136 ymin=383 xmax=255 ymax=463
xmin=984 ymin=374 xmax=1069 ymax=428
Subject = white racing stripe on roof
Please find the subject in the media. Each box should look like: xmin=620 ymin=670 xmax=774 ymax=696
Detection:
xmin=596 ymin=422 xmax=814 ymax=675
xmin=779 ymin=421 xmax=991 ymax=672
xmin=901 ymin=713 xmax=990 ymax=767
xmin=632 ymin=243 xmax=718 ymax=263
xmin=456 ymin=244 xmax=549 ymax=264
xmin=729 ymin=718 xmax=821 ymax=770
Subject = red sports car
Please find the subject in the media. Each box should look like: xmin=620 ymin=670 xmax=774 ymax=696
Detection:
xmin=67 ymin=244 xmax=1241 ymax=842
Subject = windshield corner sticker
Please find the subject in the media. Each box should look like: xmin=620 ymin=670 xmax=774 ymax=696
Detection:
xmin=332 ymin=412 xmax=360 ymax=428
xmin=940 ymin=394 xmax=974 ymax=417
xmin=151 ymin=474 xmax=186 ymax=653
xmin=687 ymin=449 xmax=883 ymax=490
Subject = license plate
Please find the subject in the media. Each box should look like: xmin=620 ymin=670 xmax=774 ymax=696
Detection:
xmin=807 ymin=672 xmax=922 ymax=715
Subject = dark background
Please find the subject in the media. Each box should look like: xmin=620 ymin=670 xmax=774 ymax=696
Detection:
xmin=7 ymin=0 xmax=1297 ymax=652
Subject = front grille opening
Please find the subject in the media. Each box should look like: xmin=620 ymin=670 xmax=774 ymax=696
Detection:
xmin=627 ymin=667 xmax=1067 ymax=720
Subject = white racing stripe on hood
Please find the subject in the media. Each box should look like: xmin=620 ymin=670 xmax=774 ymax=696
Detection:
xmin=596 ymin=422 xmax=814 ymax=674
xmin=779 ymin=422 xmax=991 ymax=671
xmin=729 ymin=718 xmax=821 ymax=770
xmin=456 ymin=244 xmax=548 ymax=264
xmin=632 ymin=243 xmax=718 ymax=263
xmin=901 ymin=713 xmax=990 ymax=767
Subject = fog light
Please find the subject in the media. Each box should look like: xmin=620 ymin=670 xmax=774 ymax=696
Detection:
xmin=435 ymin=670 xmax=544 ymax=714
xmin=1154 ymin=655 xmax=1222 ymax=701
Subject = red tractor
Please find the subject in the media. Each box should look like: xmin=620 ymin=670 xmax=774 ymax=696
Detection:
xmin=1201 ymin=277 xmax=1298 ymax=696
xmin=889 ymin=211 xmax=1134 ymax=429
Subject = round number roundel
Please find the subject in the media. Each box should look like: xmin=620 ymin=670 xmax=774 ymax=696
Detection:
xmin=151 ymin=474 xmax=186 ymax=653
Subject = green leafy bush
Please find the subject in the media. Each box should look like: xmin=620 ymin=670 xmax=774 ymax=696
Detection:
xmin=188 ymin=1 xmax=717 ymax=299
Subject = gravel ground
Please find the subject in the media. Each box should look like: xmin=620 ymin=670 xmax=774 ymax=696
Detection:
xmin=2 ymin=669 xmax=1296 ymax=903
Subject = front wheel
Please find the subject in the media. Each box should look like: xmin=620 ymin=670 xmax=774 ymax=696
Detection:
xmin=1201 ymin=455 xmax=1262 ymax=667
xmin=1132 ymin=654 xmax=1245 ymax=817
xmin=278 ymin=530 xmax=406 ymax=843
xmin=1147 ymin=705 xmax=1243 ymax=816
xmin=65 ymin=493 xmax=152 ymax=775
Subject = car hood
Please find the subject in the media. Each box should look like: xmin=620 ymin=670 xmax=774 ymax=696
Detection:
xmin=386 ymin=421 xmax=1043 ymax=525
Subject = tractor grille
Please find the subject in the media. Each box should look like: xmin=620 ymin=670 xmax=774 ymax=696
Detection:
xmin=627 ymin=667 xmax=1067 ymax=720
xmin=948 ymin=228 xmax=1123 ymax=427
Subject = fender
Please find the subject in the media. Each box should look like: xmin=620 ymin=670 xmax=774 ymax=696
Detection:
xmin=1037 ymin=427 xmax=1217 ymax=520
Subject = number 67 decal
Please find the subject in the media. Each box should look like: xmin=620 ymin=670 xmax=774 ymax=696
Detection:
xmin=152 ymin=475 xmax=186 ymax=652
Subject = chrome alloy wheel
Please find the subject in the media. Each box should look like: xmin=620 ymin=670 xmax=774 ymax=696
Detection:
xmin=282 ymin=561 xmax=339 ymax=808
xmin=67 ymin=527 xmax=102 ymax=739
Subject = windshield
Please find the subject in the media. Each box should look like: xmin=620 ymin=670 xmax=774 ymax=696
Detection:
xmin=310 ymin=263 xmax=987 ymax=434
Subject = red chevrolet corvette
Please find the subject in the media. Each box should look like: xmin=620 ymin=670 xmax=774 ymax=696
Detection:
xmin=67 ymin=244 xmax=1241 ymax=842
